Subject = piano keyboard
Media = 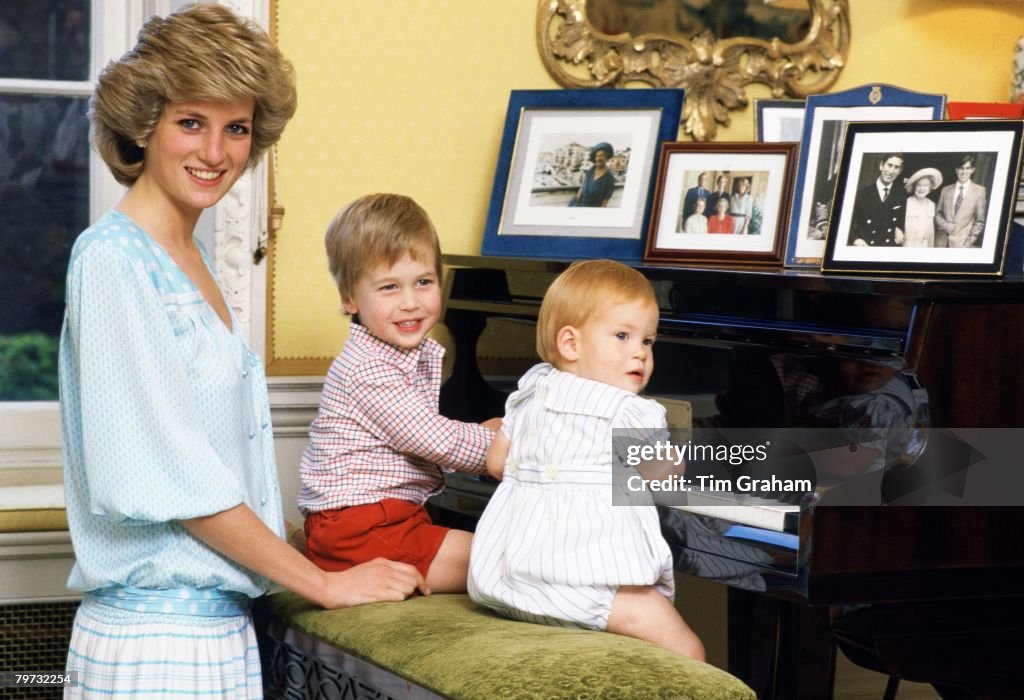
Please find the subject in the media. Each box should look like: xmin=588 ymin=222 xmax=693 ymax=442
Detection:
xmin=669 ymin=491 xmax=800 ymax=533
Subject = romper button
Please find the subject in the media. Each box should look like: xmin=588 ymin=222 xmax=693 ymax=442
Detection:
xmin=544 ymin=464 xmax=558 ymax=480
xmin=248 ymin=430 xmax=256 ymax=439
xmin=242 ymin=370 xmax=249 ymax=378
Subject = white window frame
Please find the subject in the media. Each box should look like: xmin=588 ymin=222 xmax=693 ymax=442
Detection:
xmin=0 ymin=0 xmax=270 ymax=481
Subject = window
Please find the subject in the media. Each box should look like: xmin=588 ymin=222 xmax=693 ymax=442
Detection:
xmin=0 ymin=1 xmax=269 ymax=475
xmin=0 ymin=1 xmax=143 ymax=477
xmin=0 ymin=2 xmax=94 ymax=400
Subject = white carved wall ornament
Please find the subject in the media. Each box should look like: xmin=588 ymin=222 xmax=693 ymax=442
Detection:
xmin=210 ymin=0 xmax=269 ymax=352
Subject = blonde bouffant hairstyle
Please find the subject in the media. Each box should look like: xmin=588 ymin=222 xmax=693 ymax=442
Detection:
xmin=90 ymin=3 xmax=297 ymax=187
xmin=536 ymin=259 xmax=658 ymax=367
xmin=324 ymin=193 xmax=442 ymax=309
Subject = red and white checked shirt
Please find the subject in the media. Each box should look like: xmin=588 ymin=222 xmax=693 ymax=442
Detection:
xmin=298 ymin=324 xmax=492 ymax=513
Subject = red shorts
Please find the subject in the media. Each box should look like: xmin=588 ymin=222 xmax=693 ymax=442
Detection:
xmin=303 ymin=499 xmax=449 ymax=579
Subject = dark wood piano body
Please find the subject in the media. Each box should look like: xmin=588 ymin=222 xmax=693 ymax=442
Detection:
xmin=433 ymin=254 xmax=1024 ymax=699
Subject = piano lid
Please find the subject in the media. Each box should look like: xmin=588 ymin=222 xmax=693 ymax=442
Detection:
xmin=444 ymin=254 xmax=1024 ymax=299
xmin=444 ymin=254 xmax=1024 ymax=361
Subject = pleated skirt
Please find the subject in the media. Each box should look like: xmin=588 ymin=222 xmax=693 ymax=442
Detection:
xmin=64 ymin=597 xmax=262 ymax=698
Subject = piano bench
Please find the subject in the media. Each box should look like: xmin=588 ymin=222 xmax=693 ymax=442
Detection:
xmin=258 ymin=591 xmax=755 ymax=699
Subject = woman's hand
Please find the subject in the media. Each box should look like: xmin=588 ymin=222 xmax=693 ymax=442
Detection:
xmin=182 ymin=504 xmax=428 ymax=609
xmin=318 ymin=558 xmax=429 ymax=608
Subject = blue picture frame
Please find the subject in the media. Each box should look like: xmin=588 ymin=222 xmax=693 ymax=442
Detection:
xmin=481 ymin=88 xmax=685 ymax=263
xmin=784 ymin=84 xmax=945 ymax=268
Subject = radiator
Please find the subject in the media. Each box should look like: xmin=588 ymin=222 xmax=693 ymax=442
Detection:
xmin=0 ymin=601 xmax=78 ymax=699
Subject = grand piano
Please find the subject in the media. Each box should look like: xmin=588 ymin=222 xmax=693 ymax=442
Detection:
xmin=430 ymin=254 xmax=1024 ymax=699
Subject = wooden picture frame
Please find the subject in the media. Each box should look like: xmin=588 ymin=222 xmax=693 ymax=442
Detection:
xmin=644 ymin=142 xmax=797 ymax=267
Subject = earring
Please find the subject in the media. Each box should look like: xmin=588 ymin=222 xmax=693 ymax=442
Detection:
xmin=135 ymin=139 xmax=147 ymax=149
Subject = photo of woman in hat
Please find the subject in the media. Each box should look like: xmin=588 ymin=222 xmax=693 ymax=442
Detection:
xmin=902 ymin=167 xmax=942 ymax=247
xmin=569 ymin=141 xmax=617 ymax=207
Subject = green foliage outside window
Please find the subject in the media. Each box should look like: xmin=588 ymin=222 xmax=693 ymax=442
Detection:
xmin=0 ymin=333 xmax=60 ymax=401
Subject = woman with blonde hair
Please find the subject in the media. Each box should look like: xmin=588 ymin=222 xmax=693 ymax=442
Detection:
xmin=707 ymin=195 xmax=735 ymax=233
xmin=729 ymin=177 xmax=754 ymax=234
xmin=61 ymin=5 xmax=424 ymax=696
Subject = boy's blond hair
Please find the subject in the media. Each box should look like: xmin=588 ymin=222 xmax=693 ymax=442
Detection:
xmin=536 ymin=259 xmax=658 ymax=366
xmin=325 ymin=193 xmax=442 ymax=307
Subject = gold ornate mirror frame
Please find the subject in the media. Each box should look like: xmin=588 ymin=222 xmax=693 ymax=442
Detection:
xmin=537 ymin=0 xmax=850 ymax=141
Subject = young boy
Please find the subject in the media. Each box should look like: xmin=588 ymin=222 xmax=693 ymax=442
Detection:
xmin=299 ymin=193 xmax=498 ymax=593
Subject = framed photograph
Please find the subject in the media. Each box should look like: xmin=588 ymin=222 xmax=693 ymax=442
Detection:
xmin=785 ymin=84 xmax=945 ymax=268
xmin=949 ymin=102 xmax=1024 ymax=217
xmin=644 ymin=142 xmax=797 ymax=267
xmin=754 ymin=98 xmax=806 ymax=143
xmin=947 ymin=102 xmax=1024 ymax=120
xmin=822 ymin=120 xmax=1024 ymax=276
xmin=481 ymin=88 xmax=685 ymax=262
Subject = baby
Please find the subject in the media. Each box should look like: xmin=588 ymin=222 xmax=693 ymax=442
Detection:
xmin=468 ymin=259 xmax=704 ymax=659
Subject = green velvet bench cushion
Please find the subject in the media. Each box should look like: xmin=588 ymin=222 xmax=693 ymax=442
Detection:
xmin=262 ymin=591 xmax=755 ymax=699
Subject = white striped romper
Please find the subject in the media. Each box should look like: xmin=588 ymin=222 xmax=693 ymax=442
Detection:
xmin=468 ymin=363 xmax=675 ymax=630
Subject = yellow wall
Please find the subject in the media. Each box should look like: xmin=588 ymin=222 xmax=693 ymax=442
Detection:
xmin=271 ymin=0 xmax=1023 ymax=367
